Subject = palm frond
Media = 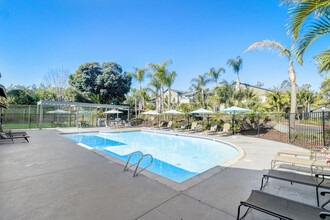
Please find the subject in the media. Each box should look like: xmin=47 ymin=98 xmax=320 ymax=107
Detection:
xmin=287 ymin=0 xmax=330 ymax=40
xmin=315 ymin=49 xmax=330 ymax=73
xmin=244 ymin=40 xmax=291 ymax=58
xmin=295 ymin=17 xmax=330 ymax=63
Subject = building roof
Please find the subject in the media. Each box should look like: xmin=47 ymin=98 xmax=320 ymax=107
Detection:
xmin=239 ymin=83 xmax=272 ymax=92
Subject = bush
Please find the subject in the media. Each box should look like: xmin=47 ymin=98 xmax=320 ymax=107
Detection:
xmin=131 ymin=118 xmax=144 ymax=126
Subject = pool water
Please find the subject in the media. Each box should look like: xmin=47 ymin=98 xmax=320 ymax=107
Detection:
xmin=64 ymin=131 xmax=238 ymax=182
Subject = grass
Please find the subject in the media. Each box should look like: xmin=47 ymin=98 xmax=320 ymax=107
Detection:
xmin=2 ymin=123 xmax=77 ymax=129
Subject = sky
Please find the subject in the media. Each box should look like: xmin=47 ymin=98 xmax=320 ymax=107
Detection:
xmin=0 ymin=0 xmax=328 ymax=92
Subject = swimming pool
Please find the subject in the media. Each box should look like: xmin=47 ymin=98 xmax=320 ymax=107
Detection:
xmin=64 ymin=131 xmax=238 ymax=182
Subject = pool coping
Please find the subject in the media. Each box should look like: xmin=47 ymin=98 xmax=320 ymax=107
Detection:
xmin=59 ymin=129 xmax=245 ymax=192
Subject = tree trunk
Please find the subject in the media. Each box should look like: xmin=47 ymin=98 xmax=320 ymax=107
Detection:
xmin=134 ymin=98 xmax=137 ymax=118
xmin=160 ymin=84 xmax=164 ymax=112
xmin=201 ymin=88 xmax=204 ymax=108
xmin=289 ymin=60 xmax=297 ymax=129
xmin=168 ymin=88 xmax=171 ymax=110
xmin=236 ymin=74 xmax=240 ymax=91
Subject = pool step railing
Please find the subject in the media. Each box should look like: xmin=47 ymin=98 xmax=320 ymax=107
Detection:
xmin=133 ymin=154 xmax=153 ymax=177
xmin=123 ymin=151 xmax=153 ymax=177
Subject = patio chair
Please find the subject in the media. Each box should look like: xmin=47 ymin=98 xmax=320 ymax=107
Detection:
xmin=186 ymin=122 xmax=198 ymax=132
xmin=271 ymin=155 xmax=330 ymax=175
xmin=0 ymin=132 xmax=29 ymax=143
xmin=161 ymin=121 xmax=173 ymax=130
xmin=155 ymin=121 xmax=165 ymax=129
xmin=278 ymin=150 xmax=330 ymax=159
xmin=175 ymin=121 xmax=188 ymax=131
xmin=189 ymin=124 xmax=203 ymax=133
xmin=261 ymin=170 xmax=330 ymax=206
xmin=204 ymin=123 xmax=218 ymax=135
xmin=237 ymin=190 xmax=330 ymax=220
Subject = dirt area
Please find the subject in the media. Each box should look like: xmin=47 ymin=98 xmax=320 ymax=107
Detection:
xmin=238 ymin=127 xmax=325 ymax=149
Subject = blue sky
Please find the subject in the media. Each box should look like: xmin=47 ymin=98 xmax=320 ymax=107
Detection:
xmin=0 ymin=0 xmax=328 ymax=91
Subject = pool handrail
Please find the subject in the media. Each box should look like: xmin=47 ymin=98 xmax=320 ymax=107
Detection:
xmin=123 ymin=151 xmax=143 ymax=172
xmin=133 ymin=154 xmax=154 ymax=177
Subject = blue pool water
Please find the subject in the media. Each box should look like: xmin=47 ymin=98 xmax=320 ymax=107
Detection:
xmin=64 ymin=131 xmax=238 ymax=182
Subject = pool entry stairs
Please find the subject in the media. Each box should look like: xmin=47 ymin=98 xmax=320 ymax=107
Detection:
xmin=123 ymin=151 xmax=154 ymax=177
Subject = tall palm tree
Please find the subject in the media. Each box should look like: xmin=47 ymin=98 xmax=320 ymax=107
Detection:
xmin=284 ymin=0 xmax=330 ymax=73
xmin=130 ymin=88 xmax=138 ymax=117
xmin=208 ymin=67 xmax=225 ymax=88
xmin=129 ymin=67 xmax=148 ymax=90
xmin=244 ymin=40 xmax=297 ymax=120
xmin=164 ymin=71 xmax=177 ymax=110
xmin=191 ymin=73 xmax=212 ymax=107
xmin=147 ymin=78 xmax=161 ymax=111
xmin=148 ymin=59 xmax=172 ymax=112
xmin=227 ymin=56 xmax=243 ymax=91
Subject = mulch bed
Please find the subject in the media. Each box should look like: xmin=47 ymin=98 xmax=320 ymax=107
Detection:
xmin=238 ymin=127 xmax=324 ymax=149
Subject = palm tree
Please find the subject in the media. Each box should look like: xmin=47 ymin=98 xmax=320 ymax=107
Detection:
xmin=130 ymin=88 xmax=138 ymax=117
xmin=147 ymin=78 xmax=161 ymax=111
xmin=129 ymin=67 xmax=148 ymax=90
xmin=164 ymin=71 xmax=177 ymax=110
xmin=227 ymin=56 xmax=243 ymax=91
xmin=148 ymin=59 xmax=172 ymax=112
xmin=284 ymin=0 xmax=330 ymax=73
xmin=244 ymin=40 xmax=297 ymax=123
xmin=191 ymin=73 xmax=212 ymax=107
xmin=208 ymin=67 xmax=225 ymax=88
xmin=265 ymin=91 xmax=287 ymax=112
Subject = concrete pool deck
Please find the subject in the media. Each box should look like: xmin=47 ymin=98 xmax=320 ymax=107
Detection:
xmin=0 ymin=128 xmax=325 ymax=219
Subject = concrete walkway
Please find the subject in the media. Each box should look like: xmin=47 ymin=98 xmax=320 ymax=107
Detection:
xmin=0 ymin=129 xmax=319 ymax=220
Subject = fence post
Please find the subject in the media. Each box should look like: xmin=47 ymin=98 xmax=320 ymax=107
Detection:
xmin=257 ymin=113 xmax=260 ymax=137
xmin=28 ymin=105 xmax=31 ymax=129
xmin=288 ymin=113 xmax=291 ymax=143
xmin=323 ymin=110 xmax=326 ymax=147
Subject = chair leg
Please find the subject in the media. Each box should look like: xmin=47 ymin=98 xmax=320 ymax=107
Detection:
xmin=237 ymin=205 xmax=242 ymax=220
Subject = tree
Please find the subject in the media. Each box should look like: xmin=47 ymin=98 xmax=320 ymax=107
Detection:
xmin=191 ymin=73 xmax=211 ymax=108
xmin=7 ymin=89 xmax=37 ymax=105
xmin=280 ymin=80 xmax=292 ymax=89
xmin=255 ymin=81 xmax=264 ymax=88
xmin=265 ymin=91 xmax=287 ymax=112
xmin=148 ymin=59 xmax=172 ymax=112
xmin=69 ymin=62 xmax=132 ymax=104
xmin=147 ymin=78 xmax=161 ymax=111
xmin=129 ymin=67 xmax=148 ymax=90
xmin=245 ymin=40 xmax=298 ymax=126
xmin=44 ymin=67 xmax=70 ymax=101
xmin=284 ymin=0 xmax=330 ymax=73
xmin=227 ymin=56 xmax=243 ymax=91
xmin=208 ymin=67 xmax=225 ymax=88
xmin=164 ymin=71 xmax=177 ymax=110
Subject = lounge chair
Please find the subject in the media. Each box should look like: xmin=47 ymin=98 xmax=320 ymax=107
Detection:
xmin=261 ymin=170 xmax=330 ymax=206
xmin=155 ymin=121 xmax=165 ymax=129
xmin=271 ymin=155 xmax=330 ymax=175
xmin=278 ymin=150 xmax=330 ymax=159
xmin=0 ymin=132 xmax=29 ymax=143
xmin=186 ymin=122 xmax=198 ymax=132
xmin=175 ymin=122 xmax=188 ymax=131
xmin=189 ymin=124 xmax=203 ymax=133
xmin=237 ymin=190 xmax=330 ymax=220
xmin=204 ymin=123 xmax=218 ymax=135
xmin=161 ymin=121 xmax=173 ymax=130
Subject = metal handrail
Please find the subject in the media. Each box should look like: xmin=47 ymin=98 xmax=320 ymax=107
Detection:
xmin=123 ymin=151 xmax=143 ymax=172
xmin=133 ymin=154 xmax=154 ymax=177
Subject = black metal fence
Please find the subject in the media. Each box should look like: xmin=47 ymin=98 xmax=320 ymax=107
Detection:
xmin=236 ymin=112 xmax=330 ymax=149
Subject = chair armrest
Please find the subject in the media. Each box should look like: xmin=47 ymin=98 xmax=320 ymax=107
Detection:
xmin=320 ymin=211 xmax=330 ymax=219
xmin=321 ymin=190 xmax=330 ymax=196
xmin=315 ymin=174 xmax=330 ymax=178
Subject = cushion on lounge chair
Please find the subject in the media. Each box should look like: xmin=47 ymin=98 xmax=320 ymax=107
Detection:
xmin=239 ymin=190 xmax=326 ymax=220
